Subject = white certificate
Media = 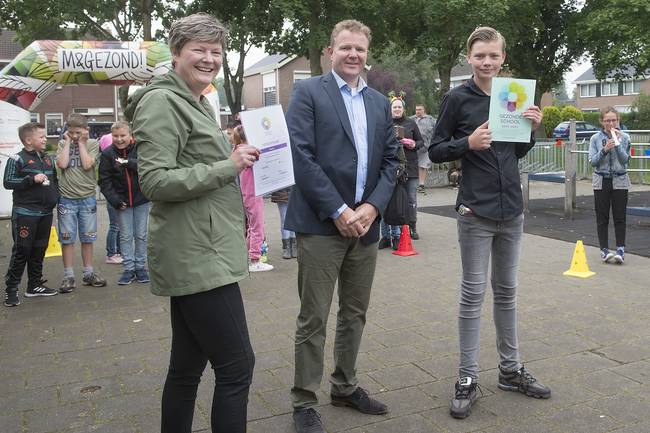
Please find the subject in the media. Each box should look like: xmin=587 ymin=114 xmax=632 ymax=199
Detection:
xmin=239 ymin=105 xmax=295 ymax=196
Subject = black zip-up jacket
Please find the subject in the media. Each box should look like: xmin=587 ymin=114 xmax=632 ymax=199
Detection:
xmin=3 ymin=148 xmax=59 ymax=214
xmin=429 ymin=78 xmax=535 ymax=221
xmin=98 ymin=143 xmax=149 ymax=209
xmin=392 ymin=115 xmax=423 ymax=179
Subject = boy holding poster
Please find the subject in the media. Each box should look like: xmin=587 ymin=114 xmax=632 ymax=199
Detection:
xmin=429 ymin=27 xmax=550 ymax=419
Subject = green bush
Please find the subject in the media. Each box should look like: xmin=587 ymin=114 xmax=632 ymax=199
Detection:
xmin=560 ymin=105 xmax=584 ymax=121
xmin=542 ymin=106 xmax=562 ymax=137
xmin=583 ymin=112 xmax=600 ymax=126
xmin=630 ymin=92 xmax=650 ymax=129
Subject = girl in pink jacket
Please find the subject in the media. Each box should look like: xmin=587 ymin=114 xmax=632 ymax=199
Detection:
xmin=233 ymin=126 xmax=273 ymax=272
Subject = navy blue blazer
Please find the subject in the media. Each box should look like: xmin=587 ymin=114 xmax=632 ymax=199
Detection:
xmin=284 ymin=72 xmax=400 ymax=244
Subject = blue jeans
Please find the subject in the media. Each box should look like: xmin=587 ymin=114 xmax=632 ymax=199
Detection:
xmin=106 ymin=204 xmax=121 ymax=256
xmin=456 ymin=212 xmax=524 ymax=379
xmin=380 ymin=220 xmax=401 ymax=239
xmin=276 ymin=202 xmax=295 ymax=239
xmin=117 ymin=202 xmax=150 ymax=271
xmin=57 ymin=196 xmax=97 ymax=244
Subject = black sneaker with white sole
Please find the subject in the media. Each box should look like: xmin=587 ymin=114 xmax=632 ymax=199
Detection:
xmin=450 ymin=376 xmax=478 ymax=419
xmin=498 ymin=365 xmax=551 ymax=398
xmin=25 ymin=284 xmax=58 ymax=297
xmin=4 ymin=291 xmax=20 ymax=307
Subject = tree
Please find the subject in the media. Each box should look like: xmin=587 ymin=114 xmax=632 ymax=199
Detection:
xmin=1 ymin=0 xmax=165 ymax=45
xmin=542 ymin=106 xmax=562 ymax=137
xmin=384 ymin=0 xmax=509 ymax=98
xmin=265 ymin=0 xmax=387 ymax=76
xmin=367 ymin=44 xmax=439 ymax=115
xmin=190 ymin=0 xmax=285 ymax=116
xmin=560 ymin=105 xmax=584 ymax=121
xmin=500 ymin=0 xmax=584 ymax=105
xmin=580 ymin=0 xmax=650 ymax=79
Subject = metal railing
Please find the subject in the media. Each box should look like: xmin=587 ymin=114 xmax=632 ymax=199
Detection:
xmin=523 ymin=120 xmax=650 ymax=218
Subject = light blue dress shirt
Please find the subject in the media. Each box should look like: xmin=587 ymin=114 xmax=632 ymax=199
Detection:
xmin=330 ymin=70 xmax=369 ymax=219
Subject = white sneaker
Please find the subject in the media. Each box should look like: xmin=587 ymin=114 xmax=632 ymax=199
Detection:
xmin=249 ymin=261 xmax=274 ymax=272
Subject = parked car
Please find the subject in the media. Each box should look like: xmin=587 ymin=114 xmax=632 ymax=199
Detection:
xmin=552 ymin=121 xmax=600 ymax=139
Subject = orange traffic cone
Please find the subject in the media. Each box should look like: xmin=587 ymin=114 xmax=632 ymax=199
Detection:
xmin=392 ymin=224 xmax=418 ymax=256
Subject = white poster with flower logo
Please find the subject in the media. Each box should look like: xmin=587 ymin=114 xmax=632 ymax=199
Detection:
xmin=239 ymin=105 xmax=295 ymax=196
xmin=488 ymin=77 xmax=536 ymax=143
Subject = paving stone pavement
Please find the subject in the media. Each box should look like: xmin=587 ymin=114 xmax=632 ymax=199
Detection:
xmin=1 ymin=181 xmax=649 ymax=433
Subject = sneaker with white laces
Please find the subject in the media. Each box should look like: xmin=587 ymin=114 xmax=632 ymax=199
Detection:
xmin=450 ymin=377 xmax=478 ymax=419
xmin=25 ymin=284 xmax=58 ymax=297
xmin=601 ymin=248 xmax=615 ymax=263
xmin=613 ymin=247 xmax=625 ymax=264
xmin=249 ymin=261 xmax=273 ymax=272
xmin=498 ymin=365 xmax=551 ymax=398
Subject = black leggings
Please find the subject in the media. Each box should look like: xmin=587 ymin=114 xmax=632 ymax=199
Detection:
xmin=594 ymin=178 xmax=628 ymax=250
xmin=161 ymin=283 xmax=255 ymax=433
xmin=5 ymin=213 xmax=53 ymax=292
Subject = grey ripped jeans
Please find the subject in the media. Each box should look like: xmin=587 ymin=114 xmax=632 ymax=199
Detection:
xmin=456 ymin=211 xmax=524 ymax=379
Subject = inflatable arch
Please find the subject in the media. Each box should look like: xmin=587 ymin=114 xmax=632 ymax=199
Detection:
xmin=0 ymin=40 xmax=219 ymax=217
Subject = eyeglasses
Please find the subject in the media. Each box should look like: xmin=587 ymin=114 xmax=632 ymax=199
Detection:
xmin=602 ymin=119 xmax=618 ymax=123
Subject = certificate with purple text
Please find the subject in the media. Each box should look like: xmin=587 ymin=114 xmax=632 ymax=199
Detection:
xmin=240 ymin=105 xmax=295 ymax=196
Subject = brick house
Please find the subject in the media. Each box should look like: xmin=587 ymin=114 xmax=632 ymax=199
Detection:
xmin=1 ymin=30 xmax=119 ymax=142
xmin=574 ymin=66 xmax=649 ymax=113
xmin=243 ymin=54 xmax=370 ymax=111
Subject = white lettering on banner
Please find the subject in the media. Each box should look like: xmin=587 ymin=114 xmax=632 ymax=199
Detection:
xmin=57 ymin=49 xmax=147 ymax=73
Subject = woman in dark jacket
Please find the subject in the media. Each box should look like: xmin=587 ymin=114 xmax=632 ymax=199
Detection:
xmin=390 ymin=96 xmax=423 ymax=239
xmin=98 ymin=121 xmax=150 ymax=285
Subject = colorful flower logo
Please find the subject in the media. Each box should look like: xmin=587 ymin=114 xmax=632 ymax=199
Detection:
xmin=498 ymin=82 xmax=528 ymax=112
xmin=261 ymin=116 xmax=272 ymax=130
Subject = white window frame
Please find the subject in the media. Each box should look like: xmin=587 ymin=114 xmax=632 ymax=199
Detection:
xmin=580 ymin=83 xmax=597 ymax=98
xmin=30 ymin=112 xmax=40 ymax=123
xmin=263 ymin=86 xmax=277 ymax=106
xmin=623 ymin=79 xmax=641 ymax=95
xmin=45 ymin=113 xmax=63 ymax=137
xmin=293 ymin=71 xmax=311 ymax=83
xmin=601 ymin=81 xmax=617 ymax=96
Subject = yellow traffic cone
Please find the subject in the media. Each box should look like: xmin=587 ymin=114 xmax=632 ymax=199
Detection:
xmin=563 ymin=240 xmax=595 ymax=278
xmin=44 ymin=226 xmax=62 ymax=258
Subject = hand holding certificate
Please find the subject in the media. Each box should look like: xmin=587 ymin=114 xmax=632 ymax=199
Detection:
xmin=488 ymin=77 xmax=537 ymax=143
xmin=239 ymin=105 xmax=295 ymax=196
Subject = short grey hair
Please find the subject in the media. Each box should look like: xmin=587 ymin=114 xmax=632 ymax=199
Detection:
xmin=168 ymin=13 xmax=228 ymax=55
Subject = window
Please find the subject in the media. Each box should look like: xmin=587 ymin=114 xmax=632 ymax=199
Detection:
xmin=623 ymin=80 xmax=641 ymax=95
xmin=30 ymin=113 xmax=40 ymax=123
xmin=601 ymin=81 xmax=617 ymax=96
xmin=45 ymin=113 xmax=63 ymax=137
xmin=262 ymin=71 xmax=277 ymax=106
xmin=580 ymin=83 xmax=596 ymax=97
xmin=293 ymin=72 xmax=311 ymax=82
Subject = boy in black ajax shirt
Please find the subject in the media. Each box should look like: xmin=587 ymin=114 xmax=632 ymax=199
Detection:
xmin=3 ymin=122 xmax=60 ymax=306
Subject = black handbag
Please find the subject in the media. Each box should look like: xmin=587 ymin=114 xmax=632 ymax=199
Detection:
xmin=383 ymin=171 xmax=409 ymax=226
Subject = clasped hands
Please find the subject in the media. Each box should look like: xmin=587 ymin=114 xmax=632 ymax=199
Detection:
xmin=334 ymin=203 xmax=378 ymax=238
xmin=400 ymin=138 xmax=416 ymax=149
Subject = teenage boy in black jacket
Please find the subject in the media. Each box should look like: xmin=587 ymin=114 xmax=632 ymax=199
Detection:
xmin=429 ymin=27 xmax=550 ymax=419
xmin=4 ymin=123 xmax=60 ymax=306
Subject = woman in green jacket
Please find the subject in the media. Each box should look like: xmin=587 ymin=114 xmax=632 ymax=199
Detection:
xmin=125 ymin=13 xmax=260 ymax=433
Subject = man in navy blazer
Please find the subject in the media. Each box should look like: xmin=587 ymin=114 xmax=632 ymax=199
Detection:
xmin=285 ymin=19 xmax=399 ymax=433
